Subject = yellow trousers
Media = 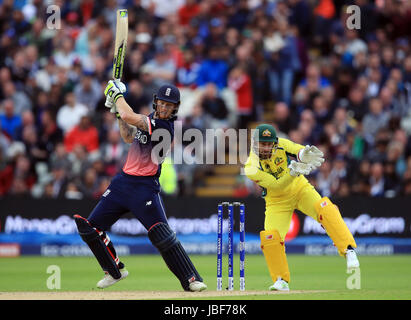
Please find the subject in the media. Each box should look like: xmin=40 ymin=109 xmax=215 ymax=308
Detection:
xmin=261 ymin=179 xmax=356 ymax=284
xmin=264 ymin=181 xmax=321 ymax=240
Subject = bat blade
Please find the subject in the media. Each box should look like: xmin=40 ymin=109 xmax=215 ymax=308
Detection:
xmin=113 ymin=9 xmax=128 ymax=80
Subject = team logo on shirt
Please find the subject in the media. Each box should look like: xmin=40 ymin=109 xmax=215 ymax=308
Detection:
xmin=274 ymin=157 xmax=284 ymax=166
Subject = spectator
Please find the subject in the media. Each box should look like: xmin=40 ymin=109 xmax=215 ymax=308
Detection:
xmin=73 ymin=71 xmax=101 ymax=112
xmin=332 ymin=107 xmax=354 ymax=143
xmin=38 ymin=110 xmax=64 ymax=158
xmin=79 ymin=167 xmax=100 ymax=198
xmin=350 ymin=159 xmax=371 ymax=195
xmin=11 ymin=155 xmax=36 ymax=195
xmin=133 ymin=33 xmax=154 ymax=64
xmin=346 ymin=86 xmax=368 ymax=122
xmin=0 ymin=147 xmax=13 ymax=196
xmin=67 ymin=144 xmax=91 ymax=179
xmin=312 ymin=95 xmax=331 ymax=127
xmin=266 ymin=17 xmax=301 ymax=106
xmin=139 ymin=64 xmax=161 ymax=103
xmin=94 ymin=176 xmax=111 ymax=199
xmin=176 ymin=48 xmax=200 ymax=88
xmin=196 ymin=44 xmax=229 ymax=90
xmin=125 ymin=80 xmax=151 ymax=114
xmin=143 ymin=48 xmax=176 ymax=87
xmin=56 ymin=91 xmax=88 ymax=134
xmin=2 ymin=81 xmax=32 ymax=114
xmin=0 ymin=99 xmax=22 ymax=140
xmin=123 ymin=49 xmax=145 ymax=83
xmin=178 ymin=0 xmax=201 ymax=26
xmin=0 ymin=122 xmax=10 ymax=155
xmin=49 ymin=143 xmax=71 ymax=173
xmin=228 ymin=66 xmax=253 ymax=129
xmin=65 ymin=181 xmax=84 ymax=200
xmin=315 ymin=160 xmax=338 ymax=198
xmin=297 ymin=63 xmax=331 ymax=97
xmin=64 ymin=114 xmax=99 ymax=153
xmin=204 ymin=17 xmax=226 ymax=47
xmin=53 ymin=38 xmax=78 ymax=69
xmin=22 ymin=125 xmax=48 ymax=166
xmin=369 ymin=162 xmax=385 ymax=197
xmin=198 ymin=83 xmax=229 ymax=128
xmin=383 ymin=160 xmax=400 ymax=197
xmin=273 ymin=102 xmax=292 ymax=134
xmin=101 ymin=129 xmax=127 ymax=177
xmin=48 ymin=163 xmax=69 ymax=198
xmin=14 ymin=110 xmax=35 ymax=142
xmin=362 ymin=98 xmax=390 ymax=146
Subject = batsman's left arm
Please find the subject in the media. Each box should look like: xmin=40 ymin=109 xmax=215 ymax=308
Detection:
xmin=104 ymin=80 xmax=151 ymax=133
xmin=117 ymin=116 xmax=137 ymax=144
xmin=115 ymin=97 xmax=150 ymax=133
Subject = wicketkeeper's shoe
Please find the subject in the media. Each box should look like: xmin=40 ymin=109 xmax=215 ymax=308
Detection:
xmin=346 ymin=248 xmax=360 ymax=269
xmin=97 ymin=268 xmax=129 ymax=289
xmin=269 ymin=277 xmax=289 ymax=291
xmin=188 ymin=281 xmax=207 ymax=292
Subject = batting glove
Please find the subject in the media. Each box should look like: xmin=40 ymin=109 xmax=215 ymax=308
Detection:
xmin=288 ymin=160 xmax=315 ymax=177
xmin=297 ymin=145 xmax=325 ymax=168
xmin=104 ymin=79 xmax=126 ymax=103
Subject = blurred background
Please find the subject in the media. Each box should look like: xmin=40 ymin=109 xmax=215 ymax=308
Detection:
xmin=0 ymin=0 xmax=411 ymax=257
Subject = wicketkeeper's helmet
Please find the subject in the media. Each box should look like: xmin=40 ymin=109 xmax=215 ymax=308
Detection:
xmin=252 ymin=124 xmax=278 ymax=159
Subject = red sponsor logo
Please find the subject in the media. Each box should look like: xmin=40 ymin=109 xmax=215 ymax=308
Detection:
xmin=285 ymin=212 xmax=300 ymax=242
xmin=0 ymin=243 xmax=20 ymax=257
xmin=266 ymin=234 xmax=273 ymax=240
xmin=320 ymin=201 xmax=328 ymax=207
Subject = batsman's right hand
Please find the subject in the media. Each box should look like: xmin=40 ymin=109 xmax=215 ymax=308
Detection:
xmin=104 ymin=79 xmax=126 ymax=103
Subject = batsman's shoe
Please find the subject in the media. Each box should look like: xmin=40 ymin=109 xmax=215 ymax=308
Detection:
xmin=346 ymin=249 xmax=360 ymax=269
xmin=269 ymin=277 xmax=289 ymax=291
xmin=97 ymin=268 xmax=129 ymax=289
xmin=188 ymin=281 xmax=207 ymax=292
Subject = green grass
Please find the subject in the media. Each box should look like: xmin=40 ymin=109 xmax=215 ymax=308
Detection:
xmin=1 ymin=254 xmax=411 ymax=299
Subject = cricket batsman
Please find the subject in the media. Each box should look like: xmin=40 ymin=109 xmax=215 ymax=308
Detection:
xmin=73 ymin=80 xmax=207 ymax=292
xmin=244 ymin=124 xmax=359 ymax=291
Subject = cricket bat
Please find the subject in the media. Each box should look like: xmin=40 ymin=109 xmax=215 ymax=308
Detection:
xmin=105 ymin=9 xmax=128 ymax=109
xmin=113 ymin=9 xmax=128 ymax=80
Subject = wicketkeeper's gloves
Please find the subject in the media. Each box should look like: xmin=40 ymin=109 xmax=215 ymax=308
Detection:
xmin=288 ymin=160 xmax=315 ymax=177
xmin=297 ymin=145 xmax=325 ymax=168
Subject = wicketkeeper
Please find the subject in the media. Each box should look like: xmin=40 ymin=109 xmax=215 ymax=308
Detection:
xmin=73 ymin=80 xmax=207 ymax=292
xmin=244 ymin=124 xmax=359 ymax=291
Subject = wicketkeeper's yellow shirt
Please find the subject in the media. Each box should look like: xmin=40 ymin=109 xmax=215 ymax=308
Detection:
xmin=244 ymin=138 xmax=307 ymax=203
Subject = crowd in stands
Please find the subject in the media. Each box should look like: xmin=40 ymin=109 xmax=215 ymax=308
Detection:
xmin=0 ymin=0 xmax=411 ymax=199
